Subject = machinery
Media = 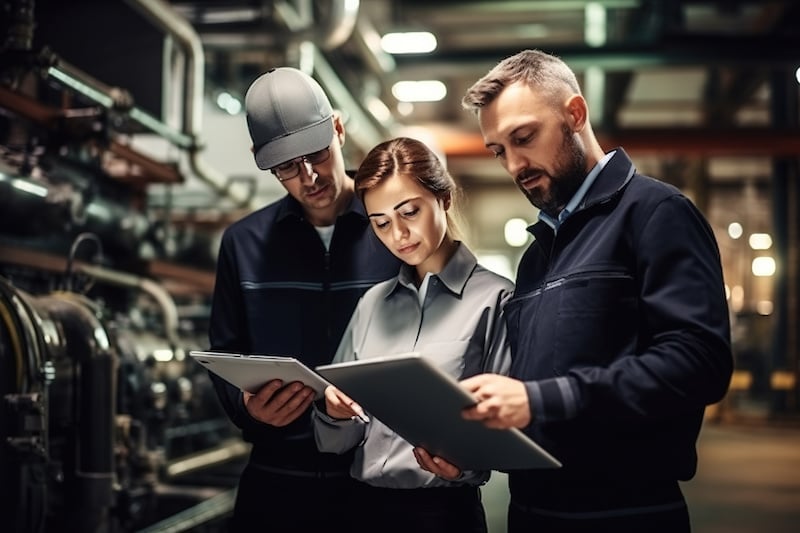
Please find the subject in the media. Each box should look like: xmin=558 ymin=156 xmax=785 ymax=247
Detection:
xmin=0 ymin=269 xmax=247 ymax=532
xmin=0 ymin=1 xmax=251 ymax=531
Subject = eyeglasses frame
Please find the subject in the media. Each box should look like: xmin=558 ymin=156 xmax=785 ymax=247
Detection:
xmin=270 ymin=146 xmax=332 ymax=182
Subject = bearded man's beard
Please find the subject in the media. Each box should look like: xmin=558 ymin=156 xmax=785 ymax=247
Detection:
xmin=524 ymin=124 xmax=587 ymax=218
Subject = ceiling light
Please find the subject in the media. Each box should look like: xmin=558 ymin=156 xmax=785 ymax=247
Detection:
xmin=381 ymin=32 xmax=437 ymax=54
xmin=730 ymin=285 xmax=744 ymax=312
xmin=396 ymin=102 xmax=414 ymax=116
xmin=584 ymin=2 xmax=607 ymax=47
xmin=727 ymin=222 xmax=743 ymax=239
xmin=752 ymin=256 xmax=776 ymax=277
xmin=756 ymin=300 xmax=774 ymax=316
xmin=504 ymin=218 xmax=530 ymax=247
xmin=366 ymin=96 xmax=392 ymax=122
xmin=749 ymin=233 xmax=773 ymax=250
xmin=391 ymin=80 xmax=446 ymax=102
xmin=199 ymin=8 xmax=262 ymax=24
xmin=215 ymin=91 xmax=242 ymax=115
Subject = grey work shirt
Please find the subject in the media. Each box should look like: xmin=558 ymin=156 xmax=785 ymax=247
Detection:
xmin=313 ymin=242 xmax=514 ymax=488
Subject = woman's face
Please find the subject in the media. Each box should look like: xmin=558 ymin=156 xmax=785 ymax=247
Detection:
xmin=364 ymin=172 xmax=451 ymax=275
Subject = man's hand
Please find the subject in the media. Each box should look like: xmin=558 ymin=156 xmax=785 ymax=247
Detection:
xmin=413 ymin=447 xmax=462 ymax=481
xmin=243 ymin=380 xmax=314 ymax=426
xmin=460 ymin=374 xmax=532 ymax=429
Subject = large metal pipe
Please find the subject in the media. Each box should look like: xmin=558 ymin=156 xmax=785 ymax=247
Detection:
xmin=134 ymin=488 xmax=237 ymax=533
xmin=165 ymin=438 xmax=250 ymax=478
xmin=125 ymin=0 xmax=255 ymax=208
xmin=37 ymin=292 xmax=117 ymax=532
xmin=273 ymin=0 xmax=360 ymax=51
xmin=45 ymin=58 xmax=194 ymax=149
xmin=0 ymin=168 xmax=152 ymax=256
xmin=0 ymin=281 xmax=117 ymax=533
xmin=73 ymin=264 xmax=182 ymax=352
xmin=0 ymin=277 xmax=49 ymax=533
xmin=127 ymin=0 xmax=377 ymax=207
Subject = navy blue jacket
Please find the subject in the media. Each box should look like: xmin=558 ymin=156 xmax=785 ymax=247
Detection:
xmin=507 ymin=149 xmax=732 ymax=490
xmin=208 ymin=185 xmax=401 ymax=473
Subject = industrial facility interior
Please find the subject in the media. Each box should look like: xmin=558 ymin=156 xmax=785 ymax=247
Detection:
xmin=1 ymin=1 xmax=798 ymax=532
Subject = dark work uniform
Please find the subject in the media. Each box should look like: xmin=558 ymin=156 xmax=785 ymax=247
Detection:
xmin=208 ymin=184 xmax=400 ymax=532
xmin=505 ymin=149 xmax=733 ymax=532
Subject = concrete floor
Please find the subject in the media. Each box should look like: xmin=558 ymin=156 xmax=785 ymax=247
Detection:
xmin=481 ymin=421 xmax=800 ymax=533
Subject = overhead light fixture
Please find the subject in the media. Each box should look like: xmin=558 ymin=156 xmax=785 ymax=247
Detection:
xmin=727 ymin=222 xmax=743 ymax=239
xmin=504 ymin=218 xmax=530 ymax=247
xmin=199 ymin=8 xmax=262 ymax=24
xmin=366 ymin=96 xmax=392 ymax=122
xmin=749 ymin=233 xmax=773 ymax=250
xmin=381 ymin=32 xmax=437 ymax=54
xmin=396 ymin=102 xmax=414 ymax=116
xmin=584 ymin=2 xmax=607 ymax=47
xmin=214 ymin=91 xmax=242 ymax=115
xmin=391 ymin=80 xmax=446 ymax=102
xmin=730 ymin=285 xmax=744 ymax=312
xmin=752 ymin=256 xmax=776 ymax=277
xmin=756 ymin=300 xmax=774 ymax=316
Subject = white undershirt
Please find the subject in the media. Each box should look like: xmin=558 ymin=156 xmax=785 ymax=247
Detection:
xmin=315 ymin=224 xmax=335 ymax=250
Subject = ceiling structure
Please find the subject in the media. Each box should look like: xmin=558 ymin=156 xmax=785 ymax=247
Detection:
xmin=20 ymin=1 xmax=799 ymax=198
xmin=7 ymin=0 xmax=800 ymax=253
xmin=135 ymin=0 xmax=797 ymax=255
xmin=168 ymin=0 xmax=800 ymax=171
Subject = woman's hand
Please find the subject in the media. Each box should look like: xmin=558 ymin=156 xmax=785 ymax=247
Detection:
xmin=324 ymin=385 xmax=367 ymax=420
xmin=413 ymin=447 xmax=462 ymax=480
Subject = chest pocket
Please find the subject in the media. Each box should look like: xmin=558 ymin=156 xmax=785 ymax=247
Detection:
xmin=504 ymin=288 xmax=550 ymax=378
xmin=416 ymin=340 xmax=470 ymax=379
xmin=553 ymin=272 xmax=637 ymax=372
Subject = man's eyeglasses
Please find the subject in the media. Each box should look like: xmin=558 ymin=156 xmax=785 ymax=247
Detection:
xmin=270 ymin=147 xmax=331 ymax=181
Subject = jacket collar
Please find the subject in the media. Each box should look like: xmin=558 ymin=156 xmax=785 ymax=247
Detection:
xmin=528 ymin=148 xmax=636 ymax=244
xmin=578 ymin=147 xmax=636 ymax=210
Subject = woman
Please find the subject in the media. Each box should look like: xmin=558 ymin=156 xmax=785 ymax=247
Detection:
xmin=313 ymin=137 xmax=513 ymax=533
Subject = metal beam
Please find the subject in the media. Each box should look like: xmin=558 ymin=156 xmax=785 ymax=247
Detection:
xmin=438 ymin=128 xmax=800 ymax=159
xmin=392 ymin=37 xmax=800 ymax=77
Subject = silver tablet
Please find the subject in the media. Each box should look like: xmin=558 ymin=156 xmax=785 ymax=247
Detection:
xmin=190 ymin=350 xmax=331 ymax=399
xmin=316 ymin=353 xmax=561 ymax=471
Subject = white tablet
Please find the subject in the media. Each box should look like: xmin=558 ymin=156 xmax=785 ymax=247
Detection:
xmin=316 ymin=353 xmax=561 ymax=471
xmin=190 ymin=350 xmax=331 ymax=399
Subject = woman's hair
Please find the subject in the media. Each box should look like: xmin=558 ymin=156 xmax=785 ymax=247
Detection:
xmin=462 ymin=48 xmax=581 ymax=113
xmin=354 ymin=136 xmax=464 ymax=241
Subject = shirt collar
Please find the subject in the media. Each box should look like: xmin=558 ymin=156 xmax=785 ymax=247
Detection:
xmin=538 ymin=150 xmax=615 ymax=231
xmin=388 ymin=241 xmax=477 ymax=298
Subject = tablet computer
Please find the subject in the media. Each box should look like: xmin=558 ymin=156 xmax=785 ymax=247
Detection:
xmin=315 ymin=353 xmax=561 ymax=471
xmin=190 ymin=350 xmax=331 ymax=399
